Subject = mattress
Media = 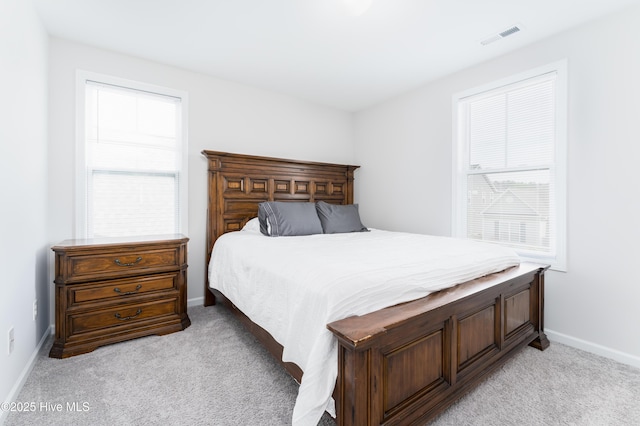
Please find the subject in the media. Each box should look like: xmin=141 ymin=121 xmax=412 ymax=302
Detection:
xmin=208 ymin=225 xmax=520 ymax=426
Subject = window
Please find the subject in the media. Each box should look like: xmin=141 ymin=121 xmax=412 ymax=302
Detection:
xmin=453 ymin=61 xmax=567 ymax=271
xmin=76 ymin=72 xmax=188 ymax=238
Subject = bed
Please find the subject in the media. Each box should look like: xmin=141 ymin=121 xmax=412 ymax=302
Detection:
xmin=203 ymin=150 xmax=549 ymax=426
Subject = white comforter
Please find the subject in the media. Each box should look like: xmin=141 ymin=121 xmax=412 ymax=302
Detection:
xmin=208 ymin=228 xmax=520 ymax=426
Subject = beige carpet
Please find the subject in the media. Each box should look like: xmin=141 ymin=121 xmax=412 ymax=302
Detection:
xmin=5 ymin=304 xmax=640 ymax=425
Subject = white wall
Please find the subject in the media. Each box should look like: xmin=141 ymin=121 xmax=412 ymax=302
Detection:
xmin=354 ymin=5 xmax=640 ymax=366
xmin=0 ymin=0 xmax=49 ymax=418
xmin=47 ymin=38 xmax=355 ymax=311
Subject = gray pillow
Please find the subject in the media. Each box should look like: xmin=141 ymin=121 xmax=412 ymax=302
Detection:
xmin=257 ymin=201 xmax=323 ymax=237
xmin=315 ymin=201 xmax=368 ymax=234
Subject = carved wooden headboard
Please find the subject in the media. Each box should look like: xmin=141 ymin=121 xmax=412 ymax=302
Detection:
xmin=202 ymin=150 xmax=360 ymax=306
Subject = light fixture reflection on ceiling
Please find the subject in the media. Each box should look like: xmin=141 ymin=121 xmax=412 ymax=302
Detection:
xmin=343 ymin=0 xmax=373 ymax=16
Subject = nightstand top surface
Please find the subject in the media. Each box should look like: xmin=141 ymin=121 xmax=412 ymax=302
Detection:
xmin=52 ymin=234 xmax=188 ymax=250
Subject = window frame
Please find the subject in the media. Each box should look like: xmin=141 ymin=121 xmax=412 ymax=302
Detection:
xmin=452 ymin=60 xmax=567 ymax=271
xmin=75 ymin=70 xmax=189 ymax=239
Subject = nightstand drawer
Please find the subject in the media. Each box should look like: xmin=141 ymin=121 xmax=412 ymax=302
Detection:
xmin=70 ymin=298 xmax=179 ymax=334
xmin=66 ymin=247 xmax=180 ymax=282
xmin=69 ymin=273 xmax=178 ymax=305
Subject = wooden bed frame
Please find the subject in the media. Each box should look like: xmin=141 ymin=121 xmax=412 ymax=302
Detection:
xmin=203 ymin=150 xmax=549 ymax=425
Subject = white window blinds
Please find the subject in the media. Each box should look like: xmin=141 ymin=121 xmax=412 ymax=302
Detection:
xmin=454 ymin=63 xmax=566 ymax=270
xmin=80 ymin=77 xmax=186 ymax=238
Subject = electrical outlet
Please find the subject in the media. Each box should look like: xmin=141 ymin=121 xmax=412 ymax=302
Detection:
xmin=33 ymin=299 xmax=38 ymax=321
xmin=8 ymin=327 xmax=14 ymax=355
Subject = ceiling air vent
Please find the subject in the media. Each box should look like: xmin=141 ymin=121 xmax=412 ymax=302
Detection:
xmin=481 ymin=24 xmax=523 ymax=46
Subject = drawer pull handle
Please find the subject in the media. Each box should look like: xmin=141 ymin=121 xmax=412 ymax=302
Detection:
xmin=113 ymin=284 xmax=142 ymax=296
xmin=114 ymin=309 xmax=142 ymax=321
xmin=114 ymin=257 xmax=143 ymax=267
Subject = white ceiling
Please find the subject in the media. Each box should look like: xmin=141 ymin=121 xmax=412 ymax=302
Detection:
xmin=34 ymin=0 xmax=638 ymax=111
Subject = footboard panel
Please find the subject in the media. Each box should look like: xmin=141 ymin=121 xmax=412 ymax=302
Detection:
xmin=328 ymin=263 xmax=548 ymax=426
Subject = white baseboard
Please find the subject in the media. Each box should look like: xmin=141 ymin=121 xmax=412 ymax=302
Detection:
xmin=187 ymin=296 xmax=204 ymax=308
xmin=0 ymin=325 xmax=53 ymax=425
xmin=546 ymin=328 xmax=640 ymax=369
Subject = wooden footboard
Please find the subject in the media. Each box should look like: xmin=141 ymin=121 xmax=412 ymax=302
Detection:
xmin=327 ymin=263 xmax=548 ymax=426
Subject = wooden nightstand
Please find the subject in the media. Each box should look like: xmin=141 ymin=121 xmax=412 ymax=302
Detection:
xmin=49 ymin=234 xmax=190 ymax=358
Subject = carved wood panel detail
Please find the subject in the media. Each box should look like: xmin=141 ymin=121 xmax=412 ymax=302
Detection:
xmin=383 ymin=329 xmax=445 ymax=413
xmin=332 ymin=182 xmax=344 ymax=195
xmin=249 ymin=179 xmax=268 ymax=194
xmin=223 ymin=199 xmax=262 ymax=215
xmin=294 ymin=181 xmax=310 ymax=194
xmin=505 ymin=289 xmax=531 ymax=337
xmin=224 ymin=219 xmax=245 ymax=233
xmin=457 ymin=305 xmax=497 ymax=369
xmin=315 ymin=182 xmax=328 ymax=195
xmin=274 ymin=180 xmax=290 ymax=194
xmin=223 ymin=176 xmax=244 ymax=193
